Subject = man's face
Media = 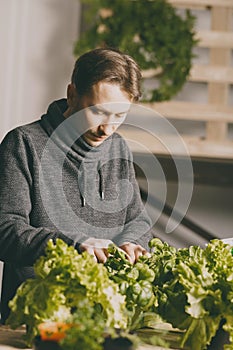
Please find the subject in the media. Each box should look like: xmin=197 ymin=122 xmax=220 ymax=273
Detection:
xmin=71 ymin=82 xmax=132 ymax=147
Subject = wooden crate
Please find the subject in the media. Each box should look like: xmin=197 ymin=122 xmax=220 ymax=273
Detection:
xmin=120 ymin=0 xmax=233 ymax=161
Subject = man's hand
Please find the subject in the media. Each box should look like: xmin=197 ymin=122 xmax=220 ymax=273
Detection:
xmin=119 ymin=242 xmax=147 ymax=264
xmin=79 ymin=238 xmax=113 ymax=263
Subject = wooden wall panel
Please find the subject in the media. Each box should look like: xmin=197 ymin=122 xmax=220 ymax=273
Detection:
xmin=121 ymin=1 xmax=233 ymax=161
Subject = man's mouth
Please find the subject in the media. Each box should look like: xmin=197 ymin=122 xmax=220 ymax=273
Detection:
xmin=90 ymin=133 xmax=108 ymax=141
xmin=90 ymin=132 xmax=109 ymax=140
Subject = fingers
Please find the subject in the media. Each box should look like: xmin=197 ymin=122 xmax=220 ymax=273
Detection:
xmin=117 ymin=247 xmax=132 ymax=261
xmin=80 ymin=238 xmax=113 ymax=249
xmin=119 ymin=242 xmax=147 ymax=264
xmin=84 ymin=246 xmax=97 ymax=262
xmin=79 ymin=238 xmax=147 ymax=264
xmin=135 ymin=247 xmax=147 ymax=261
xmin=79 ymin=243 xmax=109 ymax=263
xmin=94 ymin=248 xmax=108 ymax=263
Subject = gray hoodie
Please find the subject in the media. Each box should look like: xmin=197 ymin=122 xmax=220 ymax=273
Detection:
xmin=0 ymin=99 xmax=152 ymax=322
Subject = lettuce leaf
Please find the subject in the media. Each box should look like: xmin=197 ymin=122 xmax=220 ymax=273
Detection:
xmin=7 ymin=239 xmax=127 ymax=344
xmin=7 ymin=237 xmax=233 ymax=350
xmin=150 ymin=239 xmax=233 ymax=350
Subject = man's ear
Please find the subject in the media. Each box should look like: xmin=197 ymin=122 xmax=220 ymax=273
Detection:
xmin=67 ymin=83 xmax=78 ymax=107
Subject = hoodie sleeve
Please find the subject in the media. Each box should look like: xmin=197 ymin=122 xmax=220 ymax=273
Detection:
xmin=112 ymin=143 xmax=153 ymax=250
xmin=0 ymin=129 xmax=74 ymax=265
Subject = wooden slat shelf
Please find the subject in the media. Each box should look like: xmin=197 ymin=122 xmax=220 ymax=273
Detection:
xmin=197 ymin=30 xmax=233 ymax=48
xmin=119 ymin=129 xmax=233 ymax=160
xmin=140 ymin=0 xmax=233 ymax=160
xmin=189 ymin=64 xmax=233 ymax=83
xmin=140 ymin=101 xmax=233 ymax=122
xmin=142 ymin=64 xmax=233 ymax=84
xmin=168 ymin=0 xmax=233 ymax=8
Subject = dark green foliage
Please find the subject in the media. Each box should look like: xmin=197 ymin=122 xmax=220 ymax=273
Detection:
xmin=75 ymin=0 xmax=197 ymax=101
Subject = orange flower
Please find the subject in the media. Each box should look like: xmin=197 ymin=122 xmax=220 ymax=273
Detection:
xmin=38 ymin=322 xmax=72 ymax=342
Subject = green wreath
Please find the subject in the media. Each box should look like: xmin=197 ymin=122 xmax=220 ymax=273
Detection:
xmin=74 ymin=0 xmax=197 ymax=102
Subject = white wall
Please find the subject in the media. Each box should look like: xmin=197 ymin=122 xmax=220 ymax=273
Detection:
xmin=0 ymin=0 xmax=81 ymax=304
xmin=0 ymin=0 xmax=81 ymax=142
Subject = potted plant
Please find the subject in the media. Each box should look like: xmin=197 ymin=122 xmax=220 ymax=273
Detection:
xmin=74 ymin=0 xmax=197 ymax=101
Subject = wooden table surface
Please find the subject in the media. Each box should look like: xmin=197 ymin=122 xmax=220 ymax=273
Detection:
xmin=0 ymin=325 xmax=177 ymax=350
xmin=0 ymin=326 xmax=30 ymax=350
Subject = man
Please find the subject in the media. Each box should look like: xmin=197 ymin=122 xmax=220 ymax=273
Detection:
xmin=0 ymin=48 xmax=152 ymax=322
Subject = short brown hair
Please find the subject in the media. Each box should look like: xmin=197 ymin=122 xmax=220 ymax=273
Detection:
xmin=71 ymin=48 xmax=142 ymax=101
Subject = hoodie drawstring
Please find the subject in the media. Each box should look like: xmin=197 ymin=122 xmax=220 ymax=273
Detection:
xmin=78 ymin=161 xmax=105 ymax=207
xmin=78 ymin=165 xmax=86 ymax=207
xmin=98 ymin=165 xmax=105 ymax=200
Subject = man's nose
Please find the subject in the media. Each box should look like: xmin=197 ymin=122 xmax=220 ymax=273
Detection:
xmin=99 ymin=123 xmax=115 ymax=136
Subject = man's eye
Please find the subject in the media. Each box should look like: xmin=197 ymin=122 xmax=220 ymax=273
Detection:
xmin=116 ymin=113 xmax=127 ymax=119
xmin=98 ymin=110 xmax=105 ymax=116
xmin=92 ymin=108 xmax=105 ymax=116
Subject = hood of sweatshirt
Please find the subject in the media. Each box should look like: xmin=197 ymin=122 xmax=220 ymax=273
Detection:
xmin=40 ymin=99 xmax=113 ymax=206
